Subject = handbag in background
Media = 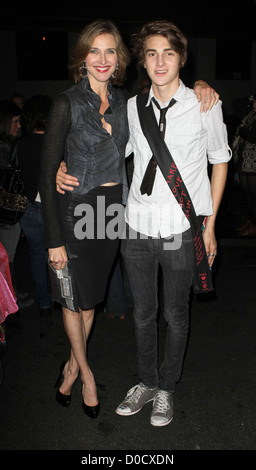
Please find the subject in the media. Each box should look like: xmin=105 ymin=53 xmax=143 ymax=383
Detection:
xmin=0 ymin=146 xmax=27 ymax=225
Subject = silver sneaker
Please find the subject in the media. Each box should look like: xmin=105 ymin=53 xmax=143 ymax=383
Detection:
xmin=116 ymin=383 xmax=158 ymax=416
xmin=150 ymin=390 xmax=173 ymax=427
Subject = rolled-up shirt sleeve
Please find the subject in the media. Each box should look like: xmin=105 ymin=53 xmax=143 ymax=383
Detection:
xmin=203 ymin=101 xmax=232 ymax=165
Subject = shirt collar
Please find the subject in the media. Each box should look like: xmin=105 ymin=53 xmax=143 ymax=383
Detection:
xmin=146 ymin=79 xmax=185 ymax=108
xmin=80 ymin=76 xmax=114 ymax=108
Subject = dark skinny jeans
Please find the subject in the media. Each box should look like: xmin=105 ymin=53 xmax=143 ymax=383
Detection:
xmin=121 ymin=226 xmax=194 ymax=393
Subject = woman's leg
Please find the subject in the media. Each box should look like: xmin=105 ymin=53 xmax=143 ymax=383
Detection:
xmin=60 ymin=307 xmax=98 ymax=406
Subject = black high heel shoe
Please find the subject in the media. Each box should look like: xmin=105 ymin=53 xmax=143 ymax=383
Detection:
xmin=81 ymin=383 xmax=100 ymax=419
xmin=82 ymin=401 xmax=100 ymax=419
xmin=55 ymin=361 xmax=71 ymax=408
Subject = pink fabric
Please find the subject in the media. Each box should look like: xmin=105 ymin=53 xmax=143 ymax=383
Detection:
xmin=0 ymin=242 xmax=18 ymax=324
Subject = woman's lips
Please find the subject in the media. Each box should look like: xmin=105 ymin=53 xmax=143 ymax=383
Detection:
xmin=94 ymin=66 xmax=112 ymax=73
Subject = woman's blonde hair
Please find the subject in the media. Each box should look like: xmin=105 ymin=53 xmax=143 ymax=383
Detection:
xmin=70 ymin=19 xmax=130 ymax=86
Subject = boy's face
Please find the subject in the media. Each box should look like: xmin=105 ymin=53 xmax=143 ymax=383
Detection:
xmin=143 ymin=35 xmax=181 ymax=91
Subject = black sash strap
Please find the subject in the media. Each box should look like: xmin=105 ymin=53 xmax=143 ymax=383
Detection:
xmin=136 ymin=93 xmax=213 ymax=294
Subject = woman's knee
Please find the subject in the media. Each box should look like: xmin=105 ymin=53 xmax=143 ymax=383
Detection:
xmin=62 ymin=307 xmax=81 ymax=319
xmin=81 ymin=308 xmax=95 ymax=321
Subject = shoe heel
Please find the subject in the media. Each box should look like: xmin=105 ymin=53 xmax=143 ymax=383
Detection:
xmin=82 ymin=401 xmax=100 ymax=419
xmin=55 ymin=361 xmax=71 ymax=408
xmin=56 ymin=389 xmax=71 ymax=408
xmin=54 ymin=361 xmax=66 ymax=389
xmin=81 ymin=382 xmax=100 ymax=419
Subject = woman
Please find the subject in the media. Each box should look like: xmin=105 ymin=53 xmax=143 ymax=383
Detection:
xmin=0 ymin=101 xmax=22 ymax=264
xmin=0 ymin=100 xmax=33 ymax=308
xmin=39 ymin=20 xmax=130 ymax=418
xmin=17 ymin=95 xmax=52 ymax=315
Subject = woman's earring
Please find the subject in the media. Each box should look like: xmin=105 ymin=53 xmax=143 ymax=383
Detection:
xmin=79 ymin=62 xmax=87 ymax=78
xmin=112 ymin=63 xmax=119 ymax=79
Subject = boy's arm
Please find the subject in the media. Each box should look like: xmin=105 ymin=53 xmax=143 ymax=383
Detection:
xmin=56 ymin=161 xmax=79 ymax=194
xmin=203 ymin=162 xmax=228 ymax=267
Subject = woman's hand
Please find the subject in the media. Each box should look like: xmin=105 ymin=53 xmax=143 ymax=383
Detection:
xmin=49 ymin=246 xmax=68 ymax=270
xmin=194 ymin=80 xmax=219 ymax=112
xmin=56 ymin=161 xmax=79 ymax=194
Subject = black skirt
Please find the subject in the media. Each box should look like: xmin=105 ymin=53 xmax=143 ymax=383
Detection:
xmin=52 ymin=184 xmax=123 ymax=311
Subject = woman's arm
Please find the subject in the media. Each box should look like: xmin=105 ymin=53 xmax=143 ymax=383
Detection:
xmin=39 ymin=94 xmax=71 ymax=248
xmin=194 ymin=80 xmax=219 ymax=112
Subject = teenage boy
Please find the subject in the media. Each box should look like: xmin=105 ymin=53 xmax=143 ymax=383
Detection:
xmin=55 ymin=21 xmax=231 ymax=427
xmin=115 ymin=20 xmax=231 ymax=427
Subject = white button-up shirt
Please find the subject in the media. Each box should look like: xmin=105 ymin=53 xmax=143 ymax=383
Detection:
xmin=125 ymin=80 xmax=232 ymax=237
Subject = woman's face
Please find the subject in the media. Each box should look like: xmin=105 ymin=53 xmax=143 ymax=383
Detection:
xmin=85 ymin=33 xmax=118 ymax=87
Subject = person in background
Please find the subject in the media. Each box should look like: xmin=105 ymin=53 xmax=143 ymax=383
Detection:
xmin=0 ymin=241 xmax=19 ymax=383
xmin=0 ymin=100 xmax=33 ymax=309
xmin=17 ymin=95 xmax=52 ymax=316
xmin=233 ymin=96 xmax=256 ymax=236
xmin=11 ymin=93 xmax=25 ymax=111
xmin=11 ymin=93 xmax=26 ymax=136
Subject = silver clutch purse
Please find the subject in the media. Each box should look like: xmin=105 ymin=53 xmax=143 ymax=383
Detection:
xmin=48 ymin=259 xmax=79 ymax=312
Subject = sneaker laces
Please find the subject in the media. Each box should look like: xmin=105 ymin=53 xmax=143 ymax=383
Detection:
xmin=125 ymin=384 xmax=148 ymax=404
xmin=153 ymin=391 xmax=170 ymax=412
